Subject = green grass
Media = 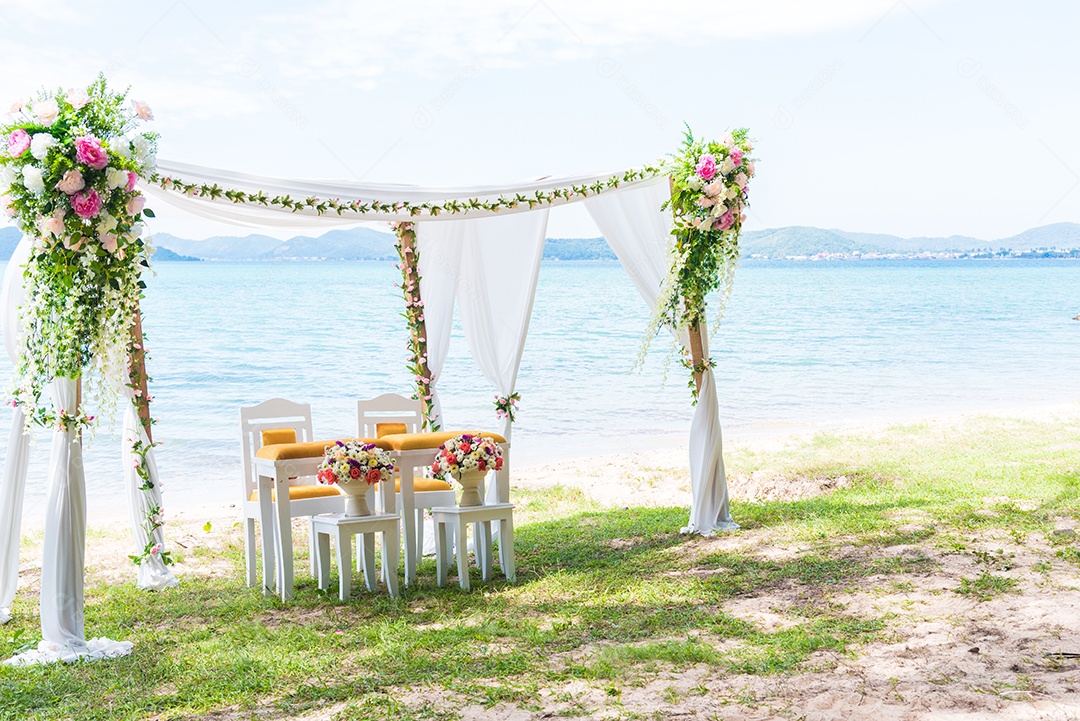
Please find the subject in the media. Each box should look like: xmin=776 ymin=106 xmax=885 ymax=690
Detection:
xmin=1 ymin=414 xmax=1078 ymax=720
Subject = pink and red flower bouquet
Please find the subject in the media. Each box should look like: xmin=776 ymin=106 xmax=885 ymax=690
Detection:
xmin=430 ymin=433 xmax=503 ymax=479
xmin=317 ymin=440 xmax=396 ymax=487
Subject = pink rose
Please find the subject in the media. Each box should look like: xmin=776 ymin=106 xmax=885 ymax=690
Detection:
xmin=32 ymin=99 xmax=59 ymax=126
xmin=7 ymin=129 xmax=30 ymax=157
xmin=734 ymin=172 xmax=748 ymax=189
xmin=715 ymin=211 xmax=735 ymax=232
xmin=55 ymin=169 xmax=85 ymax=195
xmin=1 ymin=196 xmax=14 ymax=219
xmin=63 ymin=235 xmax=86 ymax=252
xmin=132 ymin=99 xmax=154 ymax=120
xmin=74 ymin=136 xmax=108 ymax=170
xmin=71 ymin=188 xmax=103 ymax=219
xmin=126 ymin=171 xmax=138 ymax=192
xmin=66 ymin=88 xmax=89 ymax=110
xmin=100 ymin=232 xmax=119 ymax=254
xmin=127 ymin=195 xmax=146 ymax=216
xmin=695 ymin=153 xmax=717 ymax=181
xmin=697 ymin=195 xmax=716 ymax=208
xmin=704 ymin=179 xmax=723 ymax=198
xmin=39 ymin=212 xmax=65 ymax=238
xmin=366 ymin=468 xmax=381 ymax=484
xmin=745 ymin=161 xmax=755 ymax=176
xmin=730 ymin=148 xmax=744 ymax=166
xmin=149 ymin=543 xmax=161 ymax=556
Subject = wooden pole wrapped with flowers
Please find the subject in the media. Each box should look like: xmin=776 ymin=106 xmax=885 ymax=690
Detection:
xmin=0 ymin=76 xmax=175 ymax=664
xmin=391 ymin=221 xmax=439 ymax=431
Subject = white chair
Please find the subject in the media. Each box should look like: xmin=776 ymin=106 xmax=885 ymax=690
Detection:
xmin=239 ymin=398 xmax=344 ymax=593
xmin=311 ymin=481 xmax=400 ymax=600
xmin=357 ymin=393 xmax=457 ymax=559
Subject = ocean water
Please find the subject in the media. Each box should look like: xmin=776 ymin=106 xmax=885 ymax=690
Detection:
xmin=0 ymin=258 xmax=1077 ymax=518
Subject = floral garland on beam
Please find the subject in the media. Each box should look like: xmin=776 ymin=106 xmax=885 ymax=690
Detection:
xmin=151 ymin=164 xmax=666 ymax=219
xmin=640 ymin=127 xmax=755 ymax=396
xmin=391 ymin=221 xmax=438 ymax=431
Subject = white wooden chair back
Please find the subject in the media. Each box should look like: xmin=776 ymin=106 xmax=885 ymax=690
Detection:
xmin=357 ymin=393 xmax=423 ymax=438
xmin=239 ymin=398 xmax=315 ymax=500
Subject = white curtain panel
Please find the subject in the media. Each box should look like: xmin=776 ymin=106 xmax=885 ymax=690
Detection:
xmin=583 ymin=179 xmax=737 ymax=535
xmin=415 ymin=223 xmax=464 ymax=430
xmin=121 ymin=389 xmax=178 ymax=591
xmin=5 ymin=377 xmax=133 ymax=666
xmin=0 ymin=237 xmax=32 ymax=625
xmin=148 ymin=160 xmax=662 ymax=225
xmin=454 ymin=210 xmax=550 ymax=442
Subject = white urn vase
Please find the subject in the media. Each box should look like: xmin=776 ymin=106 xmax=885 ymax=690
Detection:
xmin=454 ymin=470 xmax=486 ymax=507
xmin=338 ymin=482 xmax=371 ymax=516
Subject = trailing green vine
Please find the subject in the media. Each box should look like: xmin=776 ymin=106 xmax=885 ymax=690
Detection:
xmin=392 ymin=221 xmax=439 ymax=431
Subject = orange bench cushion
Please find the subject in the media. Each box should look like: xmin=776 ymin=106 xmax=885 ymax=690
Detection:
xmin=400 ymin=478 xmax=453 ymax=492
xmin=379 ymin=430 xmax=507 ymax=451
xmin=250 ymin=484 xmax=341 ymax=502
xmin=255 ymin=437 xmax=392 ymax=461
xmin=261 ymin=428 xmax=298 ymax=446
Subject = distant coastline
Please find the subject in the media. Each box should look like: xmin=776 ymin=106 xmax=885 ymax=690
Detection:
xmin=2 ymin=222 xmax=1079 ymax=263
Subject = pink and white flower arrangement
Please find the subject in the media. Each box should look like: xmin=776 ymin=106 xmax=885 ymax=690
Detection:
xmin=430 ymin=433 xmax=504 ymax=479
xmin=317 ymin=440 xmax=396 ymax=487
xmin=0 ymin=74 xmax=158 ymax=431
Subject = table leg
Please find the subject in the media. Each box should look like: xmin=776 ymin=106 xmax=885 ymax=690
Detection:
xmin=336 ymin=529 xmax=352 ymax=601
xmin=315 ymin=527 xmax=331 ymax=591
xmin=501 ymin=515 xmax=516 ymax=582
xmin=436 ymin=517 xmax=448 ymax=587
xmin=456 ymin=515 xmax=470 ymax=591
xmin=362 ymin=533 xmax=377 ymax=592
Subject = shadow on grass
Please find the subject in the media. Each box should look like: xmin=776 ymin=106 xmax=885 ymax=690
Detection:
xmin=0 ymin=501 xmax=933 ymax=720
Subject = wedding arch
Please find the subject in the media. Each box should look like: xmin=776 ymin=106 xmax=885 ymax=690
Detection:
xmin=0 ymin=77 xmax=754 ymax=664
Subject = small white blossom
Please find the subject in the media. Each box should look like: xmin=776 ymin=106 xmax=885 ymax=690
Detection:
xmin=106 ymin=167 xmax=129 ymax=189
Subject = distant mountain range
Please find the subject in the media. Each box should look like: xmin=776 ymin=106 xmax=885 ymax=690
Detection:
xmin=2 ymin=222 xmax=1079 ymax=262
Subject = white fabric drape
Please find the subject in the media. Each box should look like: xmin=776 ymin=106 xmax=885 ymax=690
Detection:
xmin=584 ymin=178 xmax=737 ymax=535
xmin=415 ymin=226 xmax=464 ymax=431
xmin=4 ymin=377 xmax=133 ymax=666
xmin=40 ymin=377 xmax=87 ymax=646
xmin=147 ymin=160 xmax=662 ymax=225
xmin=448 ymin=211 xmax=550 ymax=442
xmin=122 ymin=389 xmax=178 ymax=591
xmin=0 ymin=237 xmax=31 ymax=625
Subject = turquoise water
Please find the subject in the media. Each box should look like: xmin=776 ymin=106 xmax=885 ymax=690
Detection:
xmin=0 ymin=259 xmax=1078 ymax=517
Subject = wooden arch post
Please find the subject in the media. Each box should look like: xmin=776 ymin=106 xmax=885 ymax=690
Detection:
xmin=128 ymin=306 xmax=153 ymax=442
xmin=393 ymin=223 xmax=437 ymax=430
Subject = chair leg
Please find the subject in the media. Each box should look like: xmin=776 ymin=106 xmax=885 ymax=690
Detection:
xmin=336 ymin=530 xmax=352 ymax=601
xmin=500 ymin=515 xmax=516 ymax=582
xmin=315 ymin=529 xmax=331 ymax=591
xmin=362 ymin=533 xmax=378 ymax=592
xmin=384 ymin=529 xmax=400 ymax=598
xmin=244 ymin=518 xmax=257 ymax=587
xmin=415 ymin=508 xmax=425 ymax=559
xmin=308 ymin=527 xmax=318 ymax=579
xmin=435 ymin=518 xmax=448 ymax=587
xmin=456 ymin=516 xmax=470 ymax=591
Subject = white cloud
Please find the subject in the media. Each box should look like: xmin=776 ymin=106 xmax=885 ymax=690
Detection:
xmin=259 ymin=0 xmax=950 ymax=85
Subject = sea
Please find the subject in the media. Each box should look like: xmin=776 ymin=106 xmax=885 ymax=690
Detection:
xmin=0 ymin=258 xmax=1077 ymax=519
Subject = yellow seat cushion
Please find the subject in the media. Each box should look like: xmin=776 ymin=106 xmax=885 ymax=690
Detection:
xmin=261 ymin=428 xmax=297 ymax=446
xmin=399 ymin=478 xmax=453 ymax=493
xmin=250 ymin=484 xmax=341 ymax=502
xmin=376 ymin=422 xmax=409 ymax=438
xmin=255 ymin=437 xmax=392 ymax=461
xmin=379 ymin=430 xmax=507 ymax=451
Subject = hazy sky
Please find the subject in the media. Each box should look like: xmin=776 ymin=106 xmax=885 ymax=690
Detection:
xmin=1 ymin=0 xmax=1077 ymax=240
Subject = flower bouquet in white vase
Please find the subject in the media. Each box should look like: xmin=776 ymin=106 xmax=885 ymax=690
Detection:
xmin=317 ymin=441 xmax=395 ymax=516
xmin=430 ymin=433 xmax=503 ymax=507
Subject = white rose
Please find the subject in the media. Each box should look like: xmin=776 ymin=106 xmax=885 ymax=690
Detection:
xmin=29 ymin=133 xmax=56 ymax=161
xmin=132 ymin=135 xmax=151 ymax=162
xmin=112 ymin=137 xmax=132 ymax=160
xmin=98 ymin=213 xmax=118 ymax=234
xmin=106 ymin=167 xmax=129 ymax=190
xmin=21 ymin=165 xmax=45 ymax=193
xmin=0 ymin=166 xmax=17 ymax=193
xmin=131 ymin=222 xmax=145 ymax=238
xmin=31 ymin=99 xmax=59 ymax=127
xmin=720 ymin=156 xmax=736 ymax=175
